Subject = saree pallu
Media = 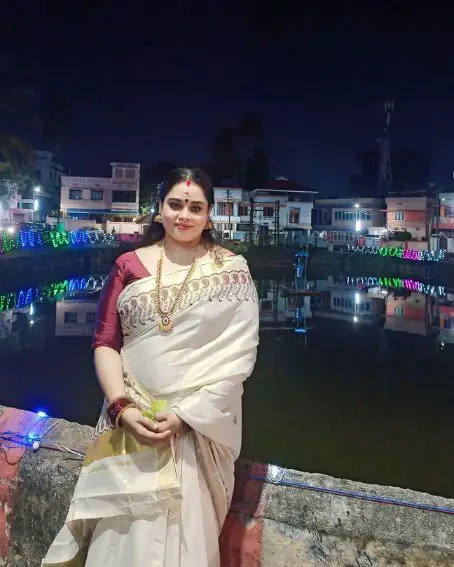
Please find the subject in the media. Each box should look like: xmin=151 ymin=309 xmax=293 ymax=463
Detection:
xmin=42 ymin=255 xmax=259 ymax=567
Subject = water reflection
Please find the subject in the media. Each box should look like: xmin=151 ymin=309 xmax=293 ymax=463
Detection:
xmin=0 ymin=273 xmax=450 ymax=346
xmin=2 ymin=270 xmax=454 ymax=496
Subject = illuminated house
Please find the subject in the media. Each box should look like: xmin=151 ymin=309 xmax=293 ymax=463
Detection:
xmin=60 ymin=162 xmax=140 ymax=224
xmin=385 ymin=195 xmax=435 ymax=240
xmin=312 ymin=197 xmax=386 ymax=244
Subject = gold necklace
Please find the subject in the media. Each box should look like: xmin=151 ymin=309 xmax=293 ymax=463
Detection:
xmin=154 ymin=243 xmax=199 ymax=333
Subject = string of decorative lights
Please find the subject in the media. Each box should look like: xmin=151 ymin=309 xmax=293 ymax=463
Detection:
xmin=251 ymin=466 xmax=454 ymax=516
xmin=338 ymin=275 xmax=446 ymax=296
xmin=0 ymin=228 xmax=117 ymax=255
xmin=0 ymin=410 xmax=86 ymax=467
xmin=0 ymin=276 xmax=107 ymax=313
xmin=347 ymin=245 xmax=446 ymax=262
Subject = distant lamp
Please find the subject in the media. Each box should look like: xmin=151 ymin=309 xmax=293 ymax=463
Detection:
xmin=355 ymin=220 xmax=361 ymax=232
xmin=34 ymin=186 xmax=41 ymax=193
xmin=35 ymin=409 xmax=48 ymax=418
xmin=7 ymin=226 xmax=15 ymax=234
xmin=354 ymin=202 xmax=360 ymax=209
xmin=33 ymin=199 xmax=39 ymax=212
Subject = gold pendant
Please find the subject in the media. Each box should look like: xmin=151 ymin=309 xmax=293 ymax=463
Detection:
xmin=159 ymin=314 xmax=174 ymax=333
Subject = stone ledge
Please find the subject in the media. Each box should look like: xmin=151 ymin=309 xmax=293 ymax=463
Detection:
xmin=1 ymin=406 xmax=453 ymax=566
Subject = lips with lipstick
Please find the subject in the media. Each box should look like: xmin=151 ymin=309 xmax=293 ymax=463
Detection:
xmin=175 ymin=223 xmax=193 ymax=231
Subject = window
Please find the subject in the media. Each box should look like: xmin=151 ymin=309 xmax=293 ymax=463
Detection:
xmin=263 ymin=206 xmax=274 ymax=218
xmin=86 ymin=312 xmax=96 ymax=323
xmin=289 ymin=208 xmax=300 ymax=224
xmin=112 ymin=190 xmax=136 ymax=203
xmin=216 ymin=202 xmax=233 ymax=216
xmin=239 ymin=205 xmax=249 ymax=216
xmin=114 ymin=168 xmax=124 ymax=178
xmin=91 ymin=190 xmax=104 ymax=201
xmin=125 ymin=168 xmax=136 ymax=179
xmin=394 ymin=306 xmax=404 ymax=317
xmin=395 ymin=211 xmax=404 ymax=221
xmin=64 ymin=312 xmax=78 ymax=323
xmin=69 ymin=189 xmax=83 ymax=200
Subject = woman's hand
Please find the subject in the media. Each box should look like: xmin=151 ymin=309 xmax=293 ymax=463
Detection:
xmin=154 ymin=411 xmax=186 ymax=436
xmin=120 ymin=407 xmax=172 ymax=446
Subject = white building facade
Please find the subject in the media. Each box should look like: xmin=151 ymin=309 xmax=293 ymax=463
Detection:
xmin=0 ymin=191 xmax=34 ymax=229
xmin=313 ymin=197 xmax=386 ymax=244
xmin=211 ymin=177 xmax=317 ymax=241
xmin=60 ymin=162 xmax=140 ymax=227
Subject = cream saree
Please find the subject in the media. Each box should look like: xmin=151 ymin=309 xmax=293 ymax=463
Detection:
xmin=42 ymin=254 xmax=259 ymax=567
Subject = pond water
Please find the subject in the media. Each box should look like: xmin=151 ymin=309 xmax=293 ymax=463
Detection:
xmin=1 ymin=266 xmax=453 ymax=497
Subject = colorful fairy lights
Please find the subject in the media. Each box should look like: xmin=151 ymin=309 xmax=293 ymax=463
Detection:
xmin=0 ymin=228 xmax=116 ymax=255
xmin=347 ymin=245 xmax=446 ymax=262
xmin=0 ymin=276 xmax=107 ymax=313
xmin=339 ymin=275 xmax=446 ymax=296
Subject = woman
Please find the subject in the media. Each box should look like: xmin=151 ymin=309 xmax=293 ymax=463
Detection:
xmin=42 ymin=167 xmax=259 ymax=567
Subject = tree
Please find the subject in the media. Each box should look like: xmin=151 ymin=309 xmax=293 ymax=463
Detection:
xmin=0 ymin=163 xmax=36 ymax=206
xmin=348 ymin=147 xmax=432 ymax=196
xmin=391 ymin=148 xmax=431 ymax=193
xmin=0 ymin=59 xmax=35 ymax=171
xmin=210 ymin=126 xmax=240 ymax=184
xmin=39 ymin=91 xmax=72 ymax=155
xmin=210 ymin=114 xmax=273 ymax=188
xmin=140 ymin=161 xmax=177 ymax=209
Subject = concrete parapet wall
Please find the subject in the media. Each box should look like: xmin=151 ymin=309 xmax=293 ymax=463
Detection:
xmin=1 ymin=406 xmax=453 ymax=566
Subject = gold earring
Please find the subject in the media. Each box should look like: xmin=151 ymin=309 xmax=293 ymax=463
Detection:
xmin=204 ymin=219 xmax=213 ymax=230
xmin=154 ymin=214 xmax=162 ymax=223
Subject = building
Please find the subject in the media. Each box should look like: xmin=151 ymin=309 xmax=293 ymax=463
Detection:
xmin=0 ymin=191 xmax=33 ymax=229
xmin=385 ymin=195 xmax=435 ymax=240
xmin=313 ymin=197 xmax=386 ymax=245
xmin=55 ymin=298 xmax=98 ymax=337
xmin=212 ymin=186 xmax=242 ymax=239
xmin=34 ymin=150 xmax=65 ymax=209
xmin=211 ymin=177 xmax=317 ymax=241
xmin=60 ymin=162 xmax=140 ymax=227
xmin=384 ymin=293 xmax=436 ymax=336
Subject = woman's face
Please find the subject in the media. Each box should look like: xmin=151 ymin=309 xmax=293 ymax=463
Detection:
xmin=160 ymin=182 xmax=211 ymax=245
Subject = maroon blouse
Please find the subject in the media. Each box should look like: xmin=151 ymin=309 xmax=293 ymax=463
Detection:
xmin=92 ymin=251 xmax=151 ymax=352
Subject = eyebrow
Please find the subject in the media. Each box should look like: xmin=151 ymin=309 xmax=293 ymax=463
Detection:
xmin=167 ymin=198 xmax=206 ymax=205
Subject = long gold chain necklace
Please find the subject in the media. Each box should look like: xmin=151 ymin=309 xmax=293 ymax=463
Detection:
xmin=154 ymin=243 xmax=199 ymax=333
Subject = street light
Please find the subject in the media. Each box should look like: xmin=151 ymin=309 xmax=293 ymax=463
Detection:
xmin=32 ymin=185 xmax=42 ymax=220
xmin=354 ymin=202 xmax=360 ymax=209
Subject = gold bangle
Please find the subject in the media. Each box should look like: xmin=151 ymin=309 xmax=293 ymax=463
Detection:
xmin=115 ymin=403 xmax=135 ymax=428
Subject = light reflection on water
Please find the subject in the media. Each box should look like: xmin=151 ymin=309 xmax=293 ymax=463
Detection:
xmin=1 ymin=272 xmax=454 ymax=496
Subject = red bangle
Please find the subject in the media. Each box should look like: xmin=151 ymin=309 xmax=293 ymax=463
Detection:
xmin=107 ymin=396 xmax=133 ymax=427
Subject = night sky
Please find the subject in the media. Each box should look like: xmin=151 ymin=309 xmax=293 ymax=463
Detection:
xmin=2 ymin=2 xmax=454 ymax=192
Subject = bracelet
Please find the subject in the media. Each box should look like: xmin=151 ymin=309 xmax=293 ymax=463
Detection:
xmin=107 ymin=396 xmax=134 ymax=427
xmin=116 ymin=404 xmax=135 ymax=428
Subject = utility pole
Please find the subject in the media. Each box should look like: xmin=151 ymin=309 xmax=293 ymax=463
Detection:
xmin=226 ymin=189 xmax=231 ymax=239
xmin=249 ymin=197 xmax=254 ymax=245
xmin=274 ymin=200 xmax=280 ymax=246
xmin=377 ymin=101 xmax=394 ymax=195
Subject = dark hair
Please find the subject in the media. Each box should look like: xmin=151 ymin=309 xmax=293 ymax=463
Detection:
xmin=141 ymin=167 xmax=220 ymax=249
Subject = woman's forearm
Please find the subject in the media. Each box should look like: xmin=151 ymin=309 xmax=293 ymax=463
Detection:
xmin=94 ymin=346 xmax=126 ymax=404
